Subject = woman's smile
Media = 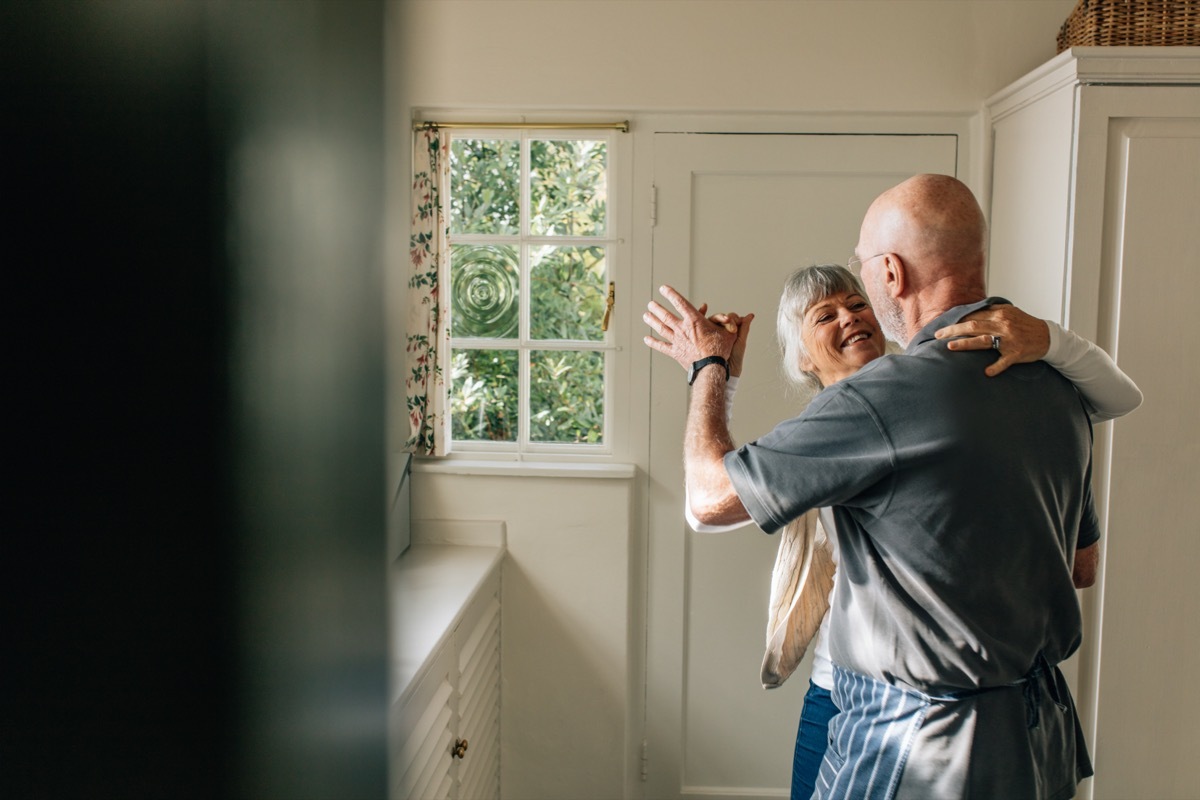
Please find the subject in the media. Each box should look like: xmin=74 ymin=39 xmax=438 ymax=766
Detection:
xmin=800 ymin=290 xmax=887 ymax=386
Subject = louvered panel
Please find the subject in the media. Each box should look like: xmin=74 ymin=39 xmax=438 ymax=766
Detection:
xmin=457 ymin=596 xmax=500 ymax=675
xmin=431 ymin=773 xmax=454 ymax=800
xmin=460 ymin=718 xmax=499 ymax=800
xmin=455 ymin=580 xmax=500 ymax=800
xmin=457 ymin=648 xmax=500 ymax=797
xmin=393 ymin=644 xmax=457 ymax=800
xmin=404 ymin=724 xmax=454 ymax=800
xmin=459 ymin=628 xmax=500 ymax=726
xmin=396 ymin=681 xmax=452 ymax=778
xmin=461 ymin=678 xmax=499 ymax=753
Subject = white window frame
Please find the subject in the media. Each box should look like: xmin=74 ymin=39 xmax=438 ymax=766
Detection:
xmin=446 ymin=127 xmax=621 ymax=459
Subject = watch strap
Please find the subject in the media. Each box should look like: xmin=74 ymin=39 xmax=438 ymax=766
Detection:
xmin=688 ymin=355 xmax=730 ymax=385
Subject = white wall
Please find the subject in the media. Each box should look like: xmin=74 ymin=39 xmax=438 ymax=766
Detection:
xmin=390 ymin=2 xmax=1077 ymax=797
xmin=400 ymin=0 xmax=1073 ymax=113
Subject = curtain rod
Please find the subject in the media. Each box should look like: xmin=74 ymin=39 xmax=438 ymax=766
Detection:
xmin=413 ymin=120 xmax=629 ymax=133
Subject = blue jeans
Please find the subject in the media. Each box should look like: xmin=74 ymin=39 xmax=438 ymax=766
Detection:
xmin=792 ymin=680 xmax=838 ymax=800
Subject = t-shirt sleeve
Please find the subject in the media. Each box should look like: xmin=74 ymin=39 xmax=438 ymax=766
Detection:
xmin=1077 ymin=472 xmax=1102 ymax=550
xmin=723 ymin=384 xmax=896 ymax=534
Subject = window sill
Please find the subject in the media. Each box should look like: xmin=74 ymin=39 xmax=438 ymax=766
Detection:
xmin=412 ymin=458 xmax=636 ymax=480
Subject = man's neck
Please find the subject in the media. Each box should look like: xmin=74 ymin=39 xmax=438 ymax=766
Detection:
xmin=902 ymin=287 xmax=987 ymax=344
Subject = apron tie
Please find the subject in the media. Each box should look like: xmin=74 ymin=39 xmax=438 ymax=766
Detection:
xmin=1019 ymin=651 xmax=1057 ymax=729
xmin=930 ymin=651 xmax=1057 ymax=729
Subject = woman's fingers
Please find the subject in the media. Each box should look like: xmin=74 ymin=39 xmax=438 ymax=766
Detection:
xmin=943 ymin=333 xmax=995 ymax=351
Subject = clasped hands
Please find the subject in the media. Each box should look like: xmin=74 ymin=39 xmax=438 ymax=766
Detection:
xmin=643 ymin=285 xmax=755 ymax=379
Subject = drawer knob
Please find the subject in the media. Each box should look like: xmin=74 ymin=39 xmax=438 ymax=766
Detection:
xmin=452 ymin=738 xmax=469 ymax=759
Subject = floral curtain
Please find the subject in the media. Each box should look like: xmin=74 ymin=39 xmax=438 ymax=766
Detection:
xmin=406 ymin=128 xmax=450 ymax=455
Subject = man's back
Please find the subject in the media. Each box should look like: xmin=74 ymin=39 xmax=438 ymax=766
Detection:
xmin=826 ymin=305 xmax=1096 ymax=690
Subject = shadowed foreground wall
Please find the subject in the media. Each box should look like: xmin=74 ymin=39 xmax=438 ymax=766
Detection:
xmin=5 ymin=3 xmax=393 ymax=797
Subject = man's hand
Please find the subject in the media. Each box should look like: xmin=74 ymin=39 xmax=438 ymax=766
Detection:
xmin=643 ymin=285 xmax=740 ymax=373
xmin=709 ymin=312 xmax=754 ymax=378
xmin=935 ymin=304 xmax=1051 ymax=377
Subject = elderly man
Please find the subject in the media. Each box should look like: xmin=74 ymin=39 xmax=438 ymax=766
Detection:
xmin=646 ymin=175 xmax=1098 ymax=799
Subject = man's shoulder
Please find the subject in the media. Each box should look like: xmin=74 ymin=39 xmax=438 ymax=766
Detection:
xmin=800 ymin=355 xmax=929 ymax=430
xmin=840 ymin=349 xmax=949 ymax=393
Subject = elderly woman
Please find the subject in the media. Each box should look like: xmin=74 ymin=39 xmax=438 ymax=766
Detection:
xmin=668 ymin=264 xmax=1142 ymax=800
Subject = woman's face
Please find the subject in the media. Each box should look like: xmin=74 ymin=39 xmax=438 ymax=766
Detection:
xmin=799 ymin=290 xmax=887 ymax=386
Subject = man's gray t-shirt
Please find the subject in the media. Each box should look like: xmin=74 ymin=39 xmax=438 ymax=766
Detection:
xmin=725 ymin=299 xmax=1099 ymax=693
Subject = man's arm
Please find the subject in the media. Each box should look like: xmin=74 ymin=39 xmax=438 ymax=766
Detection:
xmin=1074 ymin=542 xmax=1099 ymax=589
xmin=683 ymin=364 xmax=751 ymax=526
xmin=643 ymin=285 xmax=752 ymax=527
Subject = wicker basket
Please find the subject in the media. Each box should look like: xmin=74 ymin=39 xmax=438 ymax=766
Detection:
xmin=1057 ymin=0 xmax=1200 ymax=52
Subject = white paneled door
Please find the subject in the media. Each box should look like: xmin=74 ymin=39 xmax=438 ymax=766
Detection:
xmin=645 ymin=132 xmax=958 ymax=799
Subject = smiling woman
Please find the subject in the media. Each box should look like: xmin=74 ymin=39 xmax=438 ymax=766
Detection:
xmin=776 ymin=264 xmax=886 ymax=392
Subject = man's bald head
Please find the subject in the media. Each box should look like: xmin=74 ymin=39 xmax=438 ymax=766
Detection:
xmin=856 ymin=174 xmax=988 ymax=343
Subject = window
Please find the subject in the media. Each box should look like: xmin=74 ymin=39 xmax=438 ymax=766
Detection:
xmin=447 ymin=130 xmax=616 ymax=454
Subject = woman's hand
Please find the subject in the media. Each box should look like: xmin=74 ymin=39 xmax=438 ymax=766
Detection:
xmin=935 ymin=304 xmax=1050 ymax=377
xmin=708 ymin=311 xmax=755 ymax=378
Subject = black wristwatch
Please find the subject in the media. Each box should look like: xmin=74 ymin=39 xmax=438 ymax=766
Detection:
xmin=687 ymin=355 xmax=730 ymax=385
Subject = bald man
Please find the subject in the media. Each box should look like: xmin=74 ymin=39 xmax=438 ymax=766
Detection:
xmin=664 ymin=175 xmax=1098 ymax=799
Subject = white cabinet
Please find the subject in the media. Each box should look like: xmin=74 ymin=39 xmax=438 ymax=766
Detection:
xmin=986 ymin=47 xmax=1200 ymax=800
xmin=392 ymin=548 xmax=502 ymax=800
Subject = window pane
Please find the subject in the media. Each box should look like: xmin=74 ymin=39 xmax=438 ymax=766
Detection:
xmin=450 ymin=349 xmax=518 ymax=442
xmin=530 ymin=350 xmax=604 ymax=444
xmin=450 ymin=138 xmax=519 ymax=235
xmin=529 ymin=246 xmax=606 ymax=341
xmin=529 ymin=139 xmax=607 ymax=236
xmin=451 ymin=244 xmax=519 ymax=338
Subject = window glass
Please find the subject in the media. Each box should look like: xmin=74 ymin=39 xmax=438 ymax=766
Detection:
xmin=450 ymin=348 xmax=518 ymax=442
xmin=530 ymin=139 xmax=607 ymax=236
xmin=450 ymin=138 xmax=520 ymax=235
xmin=529 ymin=245 xmax=606 ymax=341
xmin=530 ymin=350 xmax=605 ymax=444
xmin=451 ymin=244 xmax=519 ymax=339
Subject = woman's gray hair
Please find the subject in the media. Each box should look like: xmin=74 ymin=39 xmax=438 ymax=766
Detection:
xmin=776 ymin=263 xmax=867 ymax=392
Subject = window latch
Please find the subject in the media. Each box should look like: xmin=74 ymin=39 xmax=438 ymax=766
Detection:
xmin=602 ymin=282 xmax=615 ymax=332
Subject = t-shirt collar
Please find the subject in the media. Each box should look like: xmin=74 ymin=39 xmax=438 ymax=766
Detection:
xmin=905 ymin=296 xmax=1012 ymax=354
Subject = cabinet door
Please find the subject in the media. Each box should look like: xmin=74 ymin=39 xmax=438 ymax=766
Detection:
xmin=393 ymin=644 xmax=457 ymax=800
xmin=989 ymin=79 xmax=1200 ymax=800
xmin=1075 ymin=88 xmax=1200 ymax=800
xmin=456 ymin=575 xmax=501 ymax=800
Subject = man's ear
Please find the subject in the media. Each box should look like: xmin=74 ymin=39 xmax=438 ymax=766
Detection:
xmin=882 ymin=254 xmax=905 ymax=298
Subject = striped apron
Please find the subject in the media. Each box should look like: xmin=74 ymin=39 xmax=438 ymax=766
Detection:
xmin=813 ymin=657 xmax=1062 ymax=800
